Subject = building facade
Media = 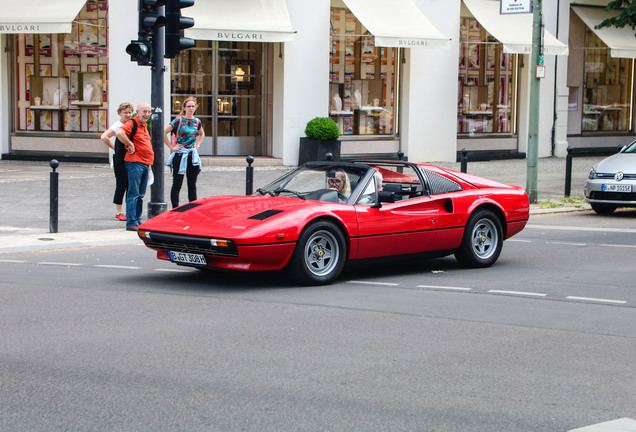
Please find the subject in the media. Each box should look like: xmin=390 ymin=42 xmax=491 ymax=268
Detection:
xmin=0 ymin=0 xmax=634 ymax=166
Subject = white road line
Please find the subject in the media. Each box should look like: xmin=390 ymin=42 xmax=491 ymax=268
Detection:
xmin=527 ymin=224 xmax=636 ymax=234
xmin=546 ymin=241 xmax=586 ymax=246
xmin=37 ymin=262 xmax=82 ymax=267
xmin=416 ymin=285 xmax=472 ymax=292
xmin=154 ymin=268 xmax=192 ymax=273
xmin=566 ymin=296 xmax=626 ymax=305
xmin=507 ymin=239 xmax=531 ymax=243
xmin=488 ymin=290 xmax=547 ymax=297
xmin=600 ymin=243 xmax=636 ymax=249
xmin=0 ymin=259 xmax=28 ymax=263
xmin=95 ymin=265 xmax=142 ymax=270
xmin=568 ymin=417 xmax=636 ymax=431
xmin=347 ymin=280 xmax=399 ymax=286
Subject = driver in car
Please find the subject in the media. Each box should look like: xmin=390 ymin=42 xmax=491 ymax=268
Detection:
xmin=326 ymin=169 xmax=352 ymax=199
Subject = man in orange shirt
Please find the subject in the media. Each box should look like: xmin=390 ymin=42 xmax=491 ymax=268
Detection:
xmin=116 ymin=102 xmax=154 ymax=231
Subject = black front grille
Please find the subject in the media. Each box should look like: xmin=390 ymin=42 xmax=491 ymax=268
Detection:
xmin=144 ymin=232 xmax=238 ymax=257
xmin=589 ymin=191 xmax=636 ymax=201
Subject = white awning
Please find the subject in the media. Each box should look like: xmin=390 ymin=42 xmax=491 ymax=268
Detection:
xmin=463 ymin=0 xmax=569 ymax=55
xmin=0 ymin=0 xmax=86 ymax=34
xmin=572 ymin=6 xmax=636 ymax=58
xmin=184 ymin=0 xmax=295 ymax=43
xmin=342 ymin=0 xmax=450 ymax=49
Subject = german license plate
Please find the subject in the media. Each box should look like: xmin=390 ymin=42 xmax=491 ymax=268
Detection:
xmin=602 ymin=184 xmax=632 ymax=192
xmin=168 ymin=251 xmax=206 ymax=265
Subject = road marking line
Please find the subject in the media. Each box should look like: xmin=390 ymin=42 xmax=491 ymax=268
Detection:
xmin=507 ymin=239 xmax=531 ymax=243
xmin=527 ymin=224 xmax=636 ymax=234
xmin=416 ymin=285 xmax=471 ymax=292
xmin=347 ymin=280 xmax=399 ymax=286
xmin=0 ymin=259 xmax=28 ymax=263
xmin=488 ymin=290 xmax=547 ymax=297
xmin=568 ymin=417 xmax=636 ymax=431
xmin=546 ymin=241 xmax=586 ymax=246
xmin=37 ymin=262 xmax=82 ymax=267
xmin=95 ymin=265 xmax=142 ymax=270
xmin=154 ymin=268 xmax=192 ymax=273
xmin=599 ymin=243 xmax=636 ymax=249
xmin=566 ymin=296 xmax=626 ymax=305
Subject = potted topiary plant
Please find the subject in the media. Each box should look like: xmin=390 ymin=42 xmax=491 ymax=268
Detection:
xmin=298 ymin=117 xmax=341 ymax=165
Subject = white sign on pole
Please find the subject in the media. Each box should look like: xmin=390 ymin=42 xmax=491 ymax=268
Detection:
xmin=500 ymin=0 xmax=533 ymax=14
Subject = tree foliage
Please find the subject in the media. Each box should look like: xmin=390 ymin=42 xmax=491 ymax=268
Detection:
xmin=595 ymin=0 xmax=636 ymax=34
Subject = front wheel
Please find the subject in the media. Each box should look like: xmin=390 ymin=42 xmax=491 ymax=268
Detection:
xmin=454 ymin=209 xmax=503 ymax=268
xmin=288 ymin=220 xmax=347 ymax=285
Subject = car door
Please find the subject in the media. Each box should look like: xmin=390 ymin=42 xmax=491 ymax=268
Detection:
xmin=351 ymin=164 xmax=458 ymax=260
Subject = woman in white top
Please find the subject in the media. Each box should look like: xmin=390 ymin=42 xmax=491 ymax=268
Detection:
xmin=100 ymin=102 xmax=134 ymax=221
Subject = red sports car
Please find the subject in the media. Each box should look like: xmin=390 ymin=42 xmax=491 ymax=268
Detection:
xmin=137 ymin=160 xmax=529 ymax=285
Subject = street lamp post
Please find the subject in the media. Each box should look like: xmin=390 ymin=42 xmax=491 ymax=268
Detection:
xmin=526 ymin=0 xmax=543 ymax=204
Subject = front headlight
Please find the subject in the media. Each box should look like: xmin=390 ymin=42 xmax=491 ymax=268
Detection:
xmin=588 ymin=168 xmax=597 ymax=180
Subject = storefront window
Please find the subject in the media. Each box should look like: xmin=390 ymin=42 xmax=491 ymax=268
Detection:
xmin=13 ymin=1 xmax=109 ymax=133
xmin=329 ymin=4 xmax=397 ymax=136
xmin=457 ymin=17 xmax=518 ymax=135
xmin=582 ymin=29 xmax=634 ymax=132
xmin=170 ymin=40 xmax=263 ymax=154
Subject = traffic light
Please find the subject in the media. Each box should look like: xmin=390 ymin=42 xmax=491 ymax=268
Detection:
xmin=139 ymin=0 xmax=167 ymax=37
xmin=126 ymin=38 xmax=152 ymax=66
xmin=165 ymin=0 xmax=195 ymax=58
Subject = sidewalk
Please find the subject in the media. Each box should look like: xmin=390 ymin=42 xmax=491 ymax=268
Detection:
xmin=0 ymin=156 xmax=598 ymax=252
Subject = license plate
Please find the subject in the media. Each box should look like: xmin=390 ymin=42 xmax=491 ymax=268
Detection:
xmin=168 ymin=251 xmax=206 ymax=265
xmin=602 ymin=184 xmax=632 ymax=192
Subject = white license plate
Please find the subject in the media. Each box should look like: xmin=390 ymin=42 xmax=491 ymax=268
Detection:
xmin=602 ymin=184 xmax=632 ymax=192
xmin=168 ymin=251 xmax=206 ymax=265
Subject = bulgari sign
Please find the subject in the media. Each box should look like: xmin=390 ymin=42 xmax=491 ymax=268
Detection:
xmin=216 ymin=32 xmax=264 ymax=41
xmin=0 ymin=24 xmax=42 ymax=33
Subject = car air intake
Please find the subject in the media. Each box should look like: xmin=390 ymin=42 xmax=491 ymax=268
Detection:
xmin=248 ymin=209 xmax=283 ymax=220
xmin=171 ymin=203 xmax=202 ymax=213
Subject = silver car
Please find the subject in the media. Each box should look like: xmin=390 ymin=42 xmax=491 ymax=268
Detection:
xmin=585 ymin=140 xmax=636 ymax=214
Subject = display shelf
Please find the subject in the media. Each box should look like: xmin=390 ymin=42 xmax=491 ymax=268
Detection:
xmin=69 ymin=71 xmax=103 ymax=107
xmin=29 ymin=76 xmax=69 ymax=109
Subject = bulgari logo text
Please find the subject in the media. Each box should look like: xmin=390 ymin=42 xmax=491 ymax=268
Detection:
xmin=218 ymin=32 xmax=264 ymax=40
xmin=398 ymin=40 xmax=429 ymax=46
xmin=0 ymin=24 xmax=41 ymax=32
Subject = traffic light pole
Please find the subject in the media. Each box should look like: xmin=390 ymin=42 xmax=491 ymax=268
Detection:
xmin=148 ymin=10 xmax=168 ymax=218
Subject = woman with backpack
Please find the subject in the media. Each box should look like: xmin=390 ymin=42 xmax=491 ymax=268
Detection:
xmin=100 ymin=102 xmax=134 ymax=221
xmin=164 ymin=96 xmax=205 ymax=208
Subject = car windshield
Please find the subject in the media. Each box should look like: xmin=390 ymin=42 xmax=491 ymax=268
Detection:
xmin=256 ymin=163 xmax=369 ymax=203
xmin=623 ymin=141 xmax=636 ymax=153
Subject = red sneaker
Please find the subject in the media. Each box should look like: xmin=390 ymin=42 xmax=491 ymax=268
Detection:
xmin=115 ymin=213 xmax=127 ymax=221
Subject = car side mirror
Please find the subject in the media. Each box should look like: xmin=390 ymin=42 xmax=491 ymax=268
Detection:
xmin=371 ymin=191 xmax=395 ymax=208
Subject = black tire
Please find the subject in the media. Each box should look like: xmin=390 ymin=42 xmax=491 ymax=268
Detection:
xmin=591 ymin=203 xmax=617 ymax=215
xmin=288 ymin=220 xmax=347 ymax=285
xmin=454 ymin=209 xmax=503 ymax=268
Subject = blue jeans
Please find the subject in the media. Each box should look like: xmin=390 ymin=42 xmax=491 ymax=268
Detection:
xmin=125 ymin=162 xmax=149 ymax=228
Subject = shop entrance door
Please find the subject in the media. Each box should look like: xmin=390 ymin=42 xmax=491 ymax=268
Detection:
xmin=170 ymin=41 xmax=269 ymax=156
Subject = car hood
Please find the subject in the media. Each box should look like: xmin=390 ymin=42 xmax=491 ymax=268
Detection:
xmin=594 ymin=153 xmax=636 ymax=174
xmin=139 ymin=195 xmax=328 ymax=241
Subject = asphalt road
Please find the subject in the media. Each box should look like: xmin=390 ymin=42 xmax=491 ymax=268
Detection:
xmin=0 ymin=211 xmax=634 ymax=431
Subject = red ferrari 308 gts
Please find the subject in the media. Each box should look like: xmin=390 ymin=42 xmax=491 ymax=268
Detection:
xmin=137 ymin=160 xmax=529 ymax=285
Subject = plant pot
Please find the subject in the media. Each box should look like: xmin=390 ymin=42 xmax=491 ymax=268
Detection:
xmin=298 ymin=137 xmax=341 ymax=165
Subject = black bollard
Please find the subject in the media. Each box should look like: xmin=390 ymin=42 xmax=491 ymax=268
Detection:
xmin=50 ymin=159 xmax=59 ymax=233
xmin=397 ymin=151 xmax=404 ymax=161
xmin=325 ymin=152 xmax=333 ymax=161
xmin=245 ymin=155 xmax=254 ymax=195
xmin=564 ymin=146 xmax=573 ymax=197
xmin=460 ymin=148 xmax=468 ymax=173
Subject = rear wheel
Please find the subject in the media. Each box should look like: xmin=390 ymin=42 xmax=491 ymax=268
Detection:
xmin=289 ymin=220 xmax=346 ymax=285
xmin=454 ymin=209 xmax=503 ymax=268
xmin=591 ymin=203 xmax=617 ymax=215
